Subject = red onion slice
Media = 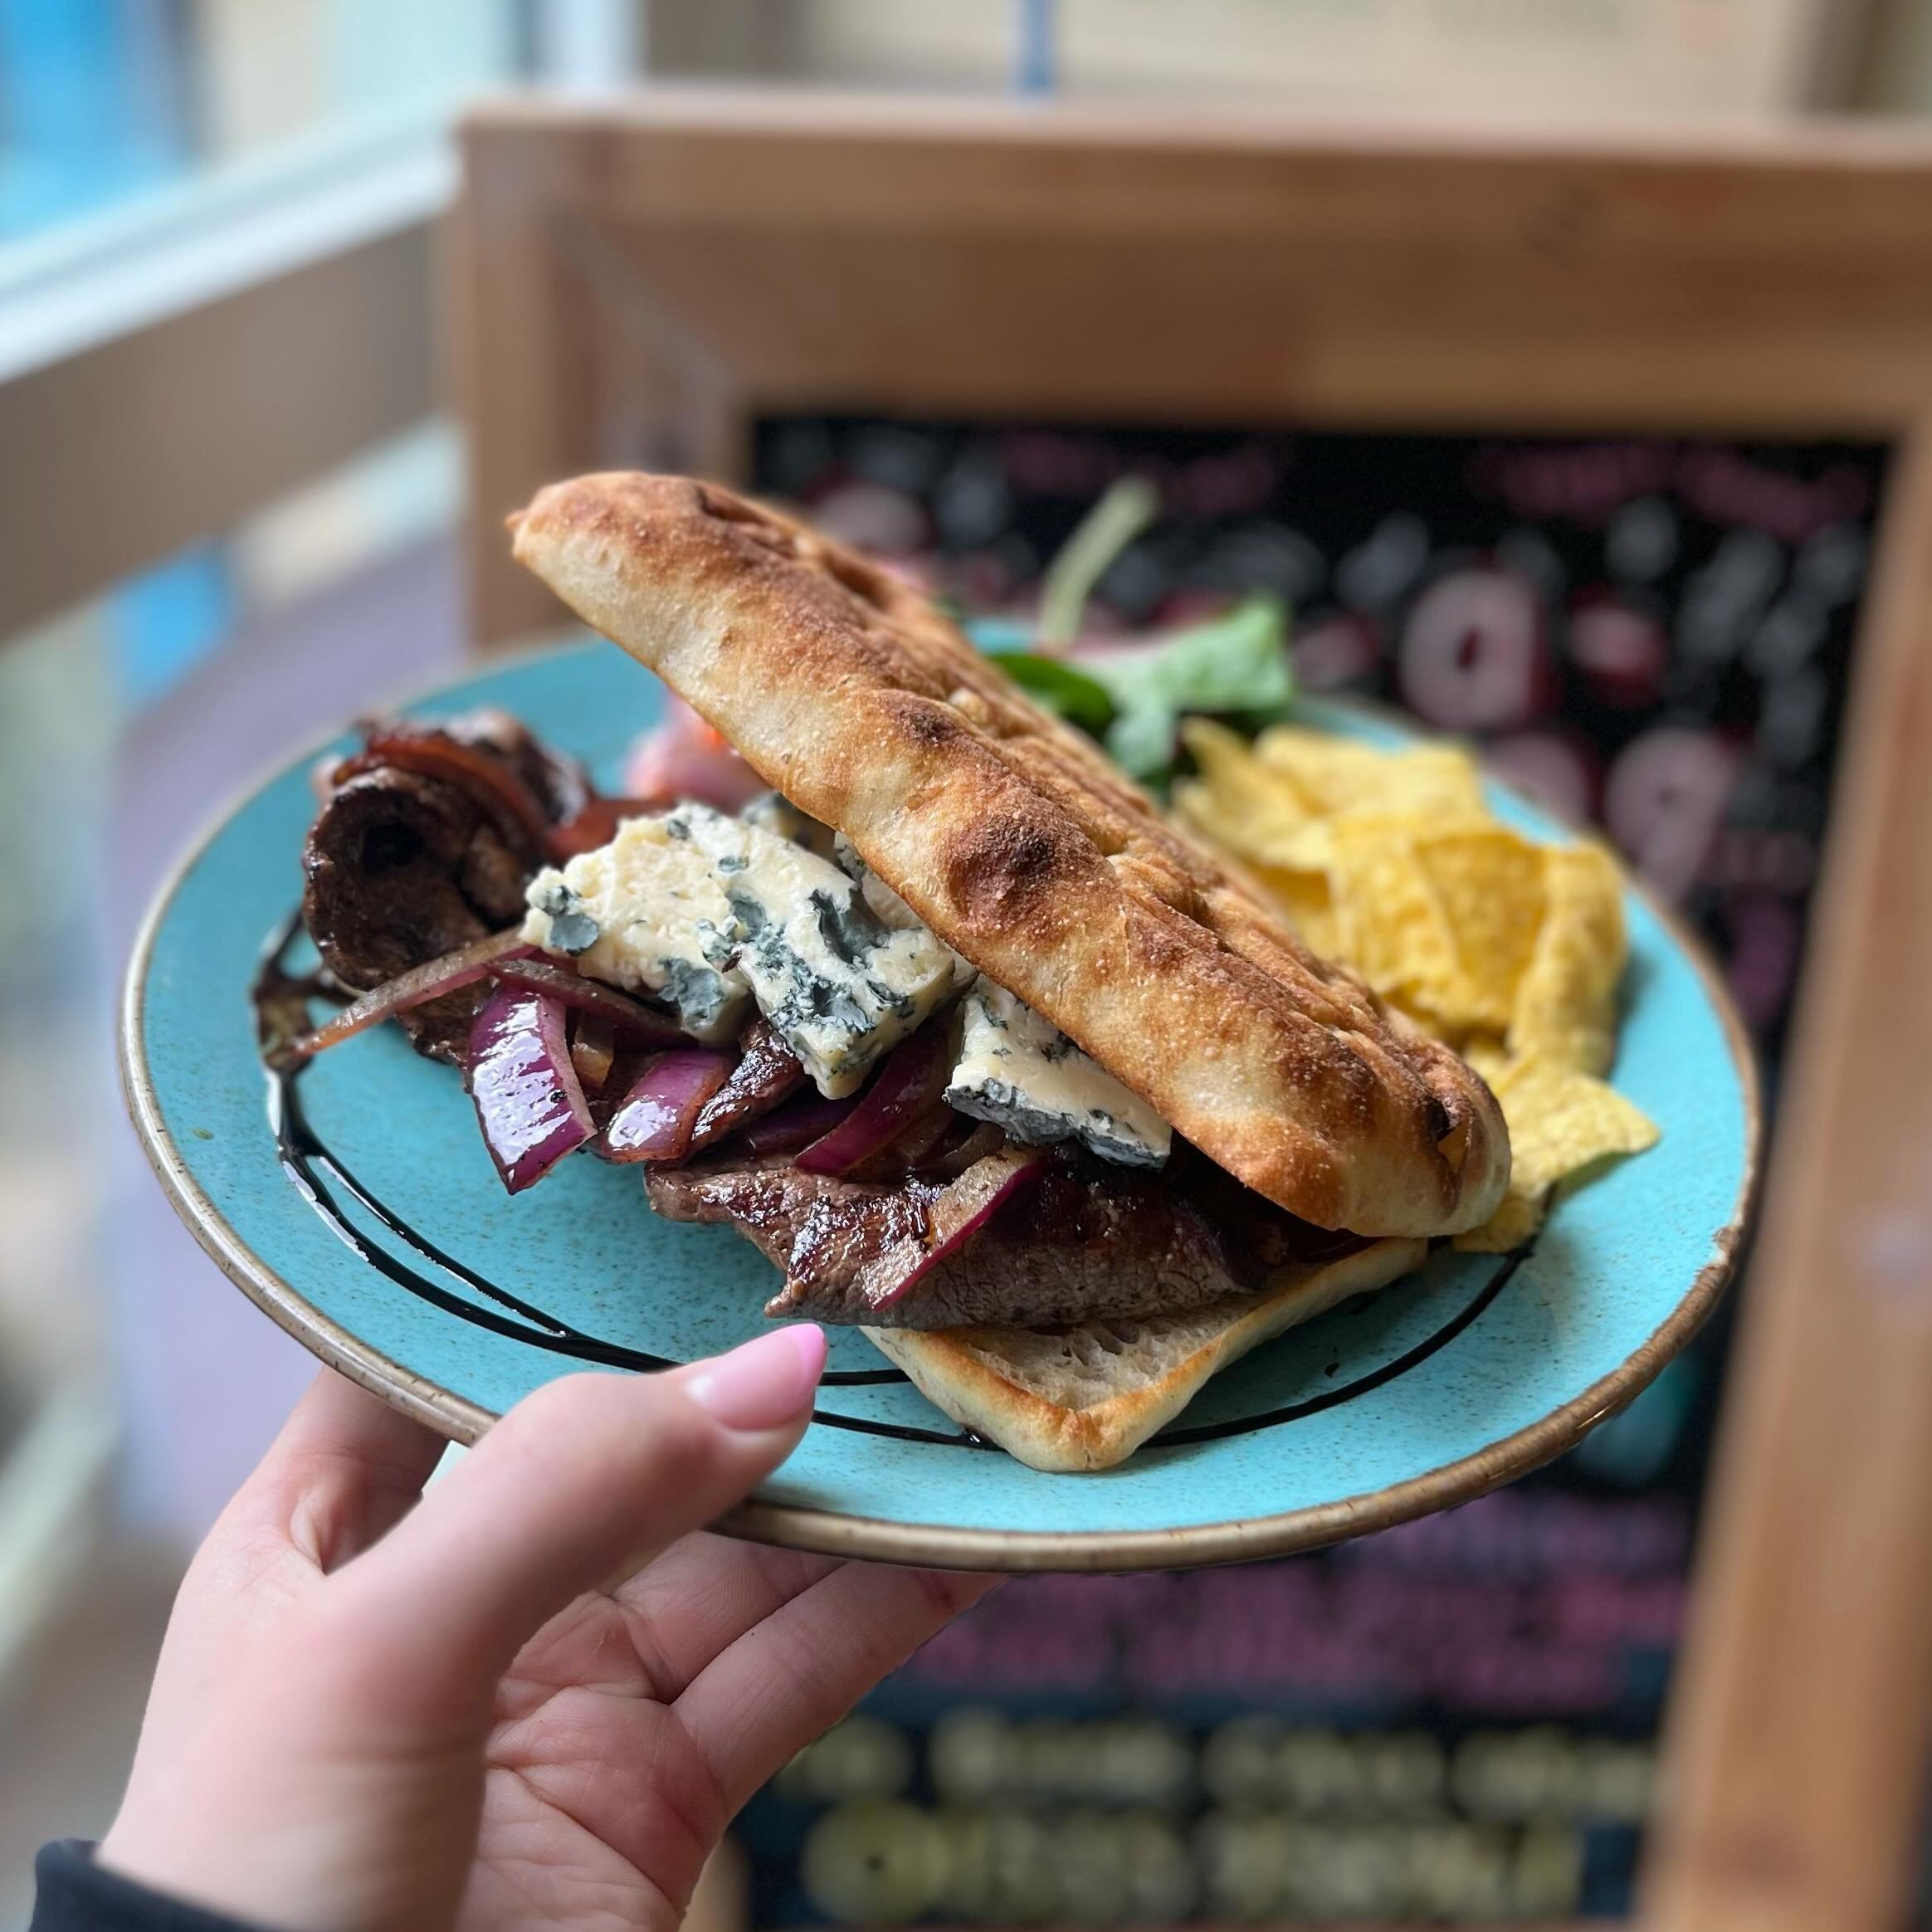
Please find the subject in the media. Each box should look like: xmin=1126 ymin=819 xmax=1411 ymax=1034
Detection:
xmin=468 ymin=984 xmax=593 ymax=1193
xmin=882 ymin=1101 xmax=959 ymax=1171
xmin=488 ymin=959 xmax=686 ymax=1044
xmin=794 ymin=1027 xmax=954 ymax=1177
xmin=842 ymin=1098 xmax=958 ymax=1183
xmin=287 ymin=929 xmax=534 ymax=1061
xmin=602 ymin=1048 xmax=734 ymax=1164
xmin=925 ymin=1118 xmax=1007 ymax=1179
xmin=861 ymin=1147 xmax=1051 ymax=1313
xmin=736 ymin=1093 xmax=857 ymax=1158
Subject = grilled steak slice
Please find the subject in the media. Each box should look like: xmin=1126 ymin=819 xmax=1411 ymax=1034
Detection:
xmin=687 ymin=1017 xmax=807 ymax=1154
xmin=644 ymin=1144 xmax=1319 ymax=1329
xmin=301 ymin=713 xmax=590 ymax=1064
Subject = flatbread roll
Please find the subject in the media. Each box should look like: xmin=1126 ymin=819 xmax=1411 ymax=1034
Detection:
xmin=510 ymin=471 xmax=1508 ymax=1237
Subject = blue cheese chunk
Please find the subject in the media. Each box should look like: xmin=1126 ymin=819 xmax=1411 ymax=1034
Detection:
xmin=520 ymin=817 xmax=749 ymax=1043
xmin=945 ymin=978 xmax=1171 ymax=1169
xmin=678 ymin=806 xmax=959 ymax=1098
xmin=741 ymin=790 xmax=840 ymax=862
xmin=833 ymin=832 xmax=977 ymax=989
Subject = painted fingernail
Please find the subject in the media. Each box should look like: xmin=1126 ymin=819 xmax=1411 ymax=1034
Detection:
xmin=686 ymin=1325 xmax=827 ymax=1431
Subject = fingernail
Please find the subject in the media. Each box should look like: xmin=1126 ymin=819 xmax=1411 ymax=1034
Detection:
xmin=686 ymin=1325 xmax=826 ymax=1432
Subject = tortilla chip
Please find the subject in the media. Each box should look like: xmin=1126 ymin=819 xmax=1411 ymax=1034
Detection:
xmin=1247 ymin=860 xmax=1344 ymax=959
xmin=1175 ymin=718 xmax=1658 ymax=1255
xmin=1491 ymin=1052 xmax=1661 ymax=1198
xmin=1255 ymin=726 xmax=1487 ymax=822
xmin=1454 ymin=1186 xmax=1549 ymax=1255
xmin=1510 ymin=843 xmax=1626 ymax=1076
xmin=1325 ymin=822 xmax=1460 ymax=1010
xmin=1416 ymin=827 xmax=1548 ymax=1033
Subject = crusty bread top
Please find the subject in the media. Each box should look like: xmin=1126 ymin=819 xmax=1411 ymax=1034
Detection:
xmin=509 ymin=473 xmax=1509 ymax=1236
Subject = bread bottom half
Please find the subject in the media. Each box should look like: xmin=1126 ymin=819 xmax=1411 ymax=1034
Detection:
xmin=863 ymin=1237 xmax=1428 ymax=1472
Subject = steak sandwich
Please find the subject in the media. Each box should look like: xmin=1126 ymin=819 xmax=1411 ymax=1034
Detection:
xmin=301 ymin=472 xmax=1510 ymax=1471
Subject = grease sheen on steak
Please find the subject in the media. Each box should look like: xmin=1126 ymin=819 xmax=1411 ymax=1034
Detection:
xmin=686 ymin=1017 xmax=807 ymax=1153
xmin=645 ymin=1144 xmax=1365 ymax=1329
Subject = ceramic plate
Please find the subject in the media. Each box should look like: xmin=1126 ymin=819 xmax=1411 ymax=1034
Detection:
xmin=121 ymin=642 xmax=1759 ymax=1571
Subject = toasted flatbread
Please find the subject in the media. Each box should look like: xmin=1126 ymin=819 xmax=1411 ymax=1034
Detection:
xmin=866 ymin=1237 xmax=1428 ymax=1471
xmin=510 ymin=473 xmax=1508 ymax=1237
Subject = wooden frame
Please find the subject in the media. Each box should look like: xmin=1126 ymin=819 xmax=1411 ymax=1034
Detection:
xmin=452 ymin=93 xmax=1932 ymax=1931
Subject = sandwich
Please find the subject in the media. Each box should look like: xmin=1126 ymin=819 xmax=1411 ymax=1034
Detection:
xmin=298 ymin=473 xmax=1510 ymax=1471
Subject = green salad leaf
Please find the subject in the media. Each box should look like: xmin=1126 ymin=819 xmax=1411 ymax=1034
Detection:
xmin=983 ymin=651 xmax=1117 ymax=733
xmin=969 ymin=481 xmax=1297 ymax=783
xmin=1081 ymin=595 xmax=1294 ymax=775
xmin=1037 ymin=477 xmax=1159 ymax=648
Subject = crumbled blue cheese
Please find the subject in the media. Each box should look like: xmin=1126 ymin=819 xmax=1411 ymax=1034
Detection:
xmin=742 ymin=791 xmax=841 ymax=863
xmin=676 ymin=806 xmax=959 ymax=1097
xmin=523 ymin=800 xmax=1165 ymax=1157
xmin=520 ymin=818 xmax=749 ymax=1043
xmin=833 ymin=832 xmax=977 ymax=988
xmin=945 ymin=978 xmax=1171 ymax=1168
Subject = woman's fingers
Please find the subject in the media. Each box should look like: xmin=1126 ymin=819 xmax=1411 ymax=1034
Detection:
xmin=120 ymin=1371 xmax=448 ymax=1818
xmin=310 ymin=1326 xmax=827 ymax=1739
xmin=598 ymin=1532 xmax=843 ymax=1699
xmin=676 ymin=1559 xmax=1000 ymax=1813
xmin=227 ymin=1368 xmax=450 ymax=1572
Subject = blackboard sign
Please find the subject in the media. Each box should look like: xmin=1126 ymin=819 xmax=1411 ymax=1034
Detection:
xmin=729 ymin=416 xmax=1888 ymax=1925
xmin=457 ymin=103 xmax=1932 ymax=1928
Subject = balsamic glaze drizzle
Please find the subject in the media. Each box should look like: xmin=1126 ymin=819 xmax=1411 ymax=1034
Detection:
xmin=256 ymin=910 xmax=1522 ymax=1452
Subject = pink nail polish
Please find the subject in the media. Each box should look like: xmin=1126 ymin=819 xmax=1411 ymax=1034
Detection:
xmin=686 ymin=1325 xmax=827 ymax=1431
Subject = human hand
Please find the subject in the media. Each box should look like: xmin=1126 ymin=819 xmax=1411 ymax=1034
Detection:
xmin=96 ymin=1329 xmax=993 ymax=1930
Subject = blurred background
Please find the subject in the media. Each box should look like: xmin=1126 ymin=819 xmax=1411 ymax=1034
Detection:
xmin=5 ymin=2 xmax=1932 ymax=1926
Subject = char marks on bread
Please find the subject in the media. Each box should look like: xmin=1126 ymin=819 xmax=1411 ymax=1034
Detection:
xmin=510 ymin=472 xmax=1510 ymax=1237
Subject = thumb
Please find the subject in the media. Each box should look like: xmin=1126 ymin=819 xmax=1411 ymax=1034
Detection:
xmin=310 ymin=1325 xmax=827 ymax=1736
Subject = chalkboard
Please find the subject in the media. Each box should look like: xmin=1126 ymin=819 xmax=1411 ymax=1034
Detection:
xmin=728 ymin=417 xmax=1889 ymax=1926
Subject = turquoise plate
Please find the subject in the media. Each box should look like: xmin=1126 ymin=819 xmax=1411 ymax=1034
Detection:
xmin=121 ymin=642 xmax=1759 ymax=1572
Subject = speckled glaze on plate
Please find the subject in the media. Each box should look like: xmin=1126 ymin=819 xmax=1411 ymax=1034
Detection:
xmin=120 ymin=641 xmax=1759 ymax=1572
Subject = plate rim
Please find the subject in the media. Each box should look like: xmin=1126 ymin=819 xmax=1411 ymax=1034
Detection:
xmin=119 ymin=648 xmax=1764 ymax=1573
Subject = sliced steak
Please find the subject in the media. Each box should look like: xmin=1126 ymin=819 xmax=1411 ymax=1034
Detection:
xmin=687 ymin=1017 xmax=807 ymax=1154
xmin=643 ymin=1144 xmax=1328 ymax=1329
xmin=450 ymin=707 xmax=594 ymax=827
xmin=300 ymin=714 xmax=591 ymax=1066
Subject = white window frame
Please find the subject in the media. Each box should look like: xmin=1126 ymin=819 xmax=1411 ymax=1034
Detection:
xmin=0 ymin=112 xmax=455 ymax=642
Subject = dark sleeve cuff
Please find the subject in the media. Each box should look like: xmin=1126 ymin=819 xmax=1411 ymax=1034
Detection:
xmin=31 ymin=1842 xmax=275 ymax=1932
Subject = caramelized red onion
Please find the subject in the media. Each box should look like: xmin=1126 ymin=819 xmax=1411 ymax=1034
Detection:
xmin=285 ymin=929 xmax=535 ymax=1061
xmin=487 ymin=959 xmax=686 ymax=1044
xmin=864 ymin=1147 xmax=1051 ymax=1313
xmin=871 ymin=1101 xmax=957 ymax=1174
xmin=926 ymin=1119 xmax=1007 ymax=1178
xmin=467 ymin=984 xmax=593 ymax=1193
xmin=602 ymin=1049 xmax=734 ymax=1163
xmin=688 ymin=1019 xmax=809 ymax=1154
xmin=794 ymin=1028 xmax=954 ymax=1178
xmin=736 ymin=1093 xmax=858 ymax=1158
